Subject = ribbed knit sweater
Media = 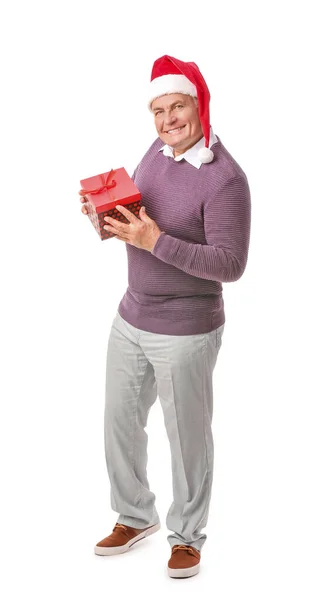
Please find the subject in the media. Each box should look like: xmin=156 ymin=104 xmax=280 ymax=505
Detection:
xmin=117 ymin=135 xmax=251 ymax=335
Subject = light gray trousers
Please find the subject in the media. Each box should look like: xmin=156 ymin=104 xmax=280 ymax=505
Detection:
xmin=104 ymin=311 xmax=224 ymax=551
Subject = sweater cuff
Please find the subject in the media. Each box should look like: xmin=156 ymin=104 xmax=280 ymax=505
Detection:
xmin=151 ymin=231 xmax=169 ymax=256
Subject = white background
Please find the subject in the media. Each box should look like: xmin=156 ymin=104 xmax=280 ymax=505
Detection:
xmin=1 ymin=0 xmax=326 ymax=598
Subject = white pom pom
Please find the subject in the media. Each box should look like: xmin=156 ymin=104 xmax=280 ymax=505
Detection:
xmin=198 ymin=147 xmax=214 ymax=164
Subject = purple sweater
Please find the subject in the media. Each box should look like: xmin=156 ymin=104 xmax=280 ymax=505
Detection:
xmin=118 ymin=135 xmax=251 ymax=335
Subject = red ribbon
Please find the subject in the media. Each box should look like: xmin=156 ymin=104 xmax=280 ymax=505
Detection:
xmin=79 ymin=170 xmax=116 ymax=196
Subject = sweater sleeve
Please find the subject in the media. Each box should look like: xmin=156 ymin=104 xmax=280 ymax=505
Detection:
xmin=131 ymin=165 xmax=139 ymax=182
xmin=151 ymin=175 xmax=251 ymax=283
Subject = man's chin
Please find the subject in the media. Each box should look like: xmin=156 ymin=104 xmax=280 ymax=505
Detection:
xmin=164 ymin=136 xmax=187 ymax=149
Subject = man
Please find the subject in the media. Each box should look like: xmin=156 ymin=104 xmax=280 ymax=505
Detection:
xmin=80 ymin=55 xmax=251 ymax=578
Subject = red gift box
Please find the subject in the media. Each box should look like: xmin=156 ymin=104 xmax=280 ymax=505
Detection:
xmin=79 ymin=168 xmax=142 ymax=240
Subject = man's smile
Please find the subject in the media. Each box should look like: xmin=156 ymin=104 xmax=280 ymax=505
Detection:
xmin=165 ymin=125 xmax=186 ymax=134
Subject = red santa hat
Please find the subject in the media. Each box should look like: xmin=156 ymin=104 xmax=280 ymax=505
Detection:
xmin=148 ymin=55 xmax=214 ymax=164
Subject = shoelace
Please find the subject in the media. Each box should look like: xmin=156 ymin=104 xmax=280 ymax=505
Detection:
xmin=172 ymin=544 xmax=199 ymax=557
xmin=113 ymin=523 xmax=128 ymax=534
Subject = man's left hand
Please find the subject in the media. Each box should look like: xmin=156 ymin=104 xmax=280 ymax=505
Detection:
xmin=103 ymin=205 xmax=163 ymax=252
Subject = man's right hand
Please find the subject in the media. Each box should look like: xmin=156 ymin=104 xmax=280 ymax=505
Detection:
xmin=80 ymin=195 xmax=88 ymax=215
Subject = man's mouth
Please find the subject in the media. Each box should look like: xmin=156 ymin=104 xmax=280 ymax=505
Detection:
xmin=165 ymin=125 xmax=186 ymax=134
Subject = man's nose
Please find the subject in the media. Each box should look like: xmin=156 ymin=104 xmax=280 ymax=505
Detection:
xmin=164 ymin=111 xmax=177 ymax=125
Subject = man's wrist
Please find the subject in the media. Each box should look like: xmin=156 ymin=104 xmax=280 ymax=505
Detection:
xmin=150 ymin=231 xmax=164 ymax=252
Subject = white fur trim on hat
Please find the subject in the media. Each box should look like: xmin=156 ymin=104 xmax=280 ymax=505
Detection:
xmin=148 ymin=74 xmax=197 ymax=109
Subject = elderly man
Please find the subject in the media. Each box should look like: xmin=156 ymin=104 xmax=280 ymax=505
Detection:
xmin=80 ymin=55 xmax=251 ymax=578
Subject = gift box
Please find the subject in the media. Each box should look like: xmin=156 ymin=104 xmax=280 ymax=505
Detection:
xmin=79 ymin=168 xmax=142 ymax=240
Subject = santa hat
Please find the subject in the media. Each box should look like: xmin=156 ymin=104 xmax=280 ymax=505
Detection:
xmin=148 ymin=55 xmax=214 ymax=164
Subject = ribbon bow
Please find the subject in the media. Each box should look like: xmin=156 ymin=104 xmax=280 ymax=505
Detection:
xmin=79 ymin=170 xmax=116 ymax=196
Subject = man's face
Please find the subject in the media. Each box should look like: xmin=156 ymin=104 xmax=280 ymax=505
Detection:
xmin=151 ymin=93 xmax=203 ymax=156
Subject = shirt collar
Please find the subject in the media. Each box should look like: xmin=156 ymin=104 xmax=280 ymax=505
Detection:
xmin=158 ymin=126 xmax=218 ymax=169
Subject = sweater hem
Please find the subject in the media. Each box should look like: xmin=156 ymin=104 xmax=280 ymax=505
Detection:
xmin=117 ymin=300 xmax=225 ymax=336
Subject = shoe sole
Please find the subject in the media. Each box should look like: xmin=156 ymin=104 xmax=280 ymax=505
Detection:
xmin=94 ymin=522 xmax=161 ymax=556
xmin=168 ymin=563 xmax=200 ymax=578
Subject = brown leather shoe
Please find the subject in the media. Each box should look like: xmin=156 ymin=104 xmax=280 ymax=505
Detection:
xmin=168 ymin=544 xmax=201 ymax=578
xmin=94 ymin=522 xmax=160 ymax=556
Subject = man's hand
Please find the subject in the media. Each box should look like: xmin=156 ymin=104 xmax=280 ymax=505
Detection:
xmin=79 ymin=196 xmax=162 ymax=252
xmin=80 ymin=195 xmax=88 ymax=214
xmin=103 ymin=205 xmax=163 ymax=252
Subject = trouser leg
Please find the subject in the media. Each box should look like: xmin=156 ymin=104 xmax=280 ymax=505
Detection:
xmin=142 ymin=324 xmax=224 ymax=551
xmin=104 ymin=313 xmax=159 ymax=528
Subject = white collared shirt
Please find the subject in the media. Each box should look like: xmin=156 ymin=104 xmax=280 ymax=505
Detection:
xmin=158 ymin=126 xmax=218 ymax=169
